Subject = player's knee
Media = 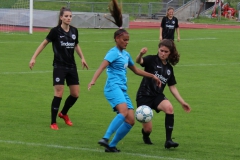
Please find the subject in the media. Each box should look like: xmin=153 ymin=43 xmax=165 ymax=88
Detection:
xmin=143 ymin=126 xmax=152 ymax=133
xmin=125 ymin=118 xmax=135 ymax=126
xmin=54 ymin=91 xmax=63 ymax=97
xmin=71 ymin=93 xmax=79 ymax=98
xmin=165 ymin=105 xmax=174 ymax=114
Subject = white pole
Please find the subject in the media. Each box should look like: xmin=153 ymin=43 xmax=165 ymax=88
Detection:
xmin=29 ymin=0 xmax=33 ymax=34
xmin=218 ymin=0 xmax=221 ymax=21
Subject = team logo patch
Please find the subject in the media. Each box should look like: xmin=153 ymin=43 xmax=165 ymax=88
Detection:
xmin=172 ymin=21 xmax=175 ymax=24
xmin=167 ymin=69 xmax=171 ymax=75
xmin=55 ymin=77 xmax=60 ymax=82
xmin=72 ymin=34 xmax=76 ymax=40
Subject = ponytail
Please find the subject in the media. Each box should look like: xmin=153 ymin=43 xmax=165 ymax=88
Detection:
xmin=105 ymin=0 xmax=128 ymax=39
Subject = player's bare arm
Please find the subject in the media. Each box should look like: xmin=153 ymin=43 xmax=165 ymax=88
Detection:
xmin=136 ymin=47 xmax=147 ymax=64
xmin=88 ymin=60 xmax=109 ymax=90
xmin=128 ymin=65 xmax=161 ymax=87
xmin=29 ymin=39 xmax=49 ymax=70
xmin=75 ymin=45 xmax=89 ymax=70
xmin=169 ymin=85 xmax=191 ymax=112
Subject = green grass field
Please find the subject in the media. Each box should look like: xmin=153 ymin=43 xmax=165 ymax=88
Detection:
xmin=0 ymin=28 xmax=240 ymax=160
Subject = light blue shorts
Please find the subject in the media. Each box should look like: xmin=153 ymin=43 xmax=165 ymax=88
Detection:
xmin=104 ymin=85 xmax=134 ymax=112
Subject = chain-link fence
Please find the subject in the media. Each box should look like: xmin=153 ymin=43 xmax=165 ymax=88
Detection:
xmin=33 ymin=0 xmax=192 ymax=18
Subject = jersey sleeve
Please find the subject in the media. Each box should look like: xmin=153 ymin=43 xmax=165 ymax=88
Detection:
xmin=160 ymin=17 xmax=166 ymax=28
xmin=75 ymin=27 xmax=79 ymax=45
xmin=104 ymin=48 xmax=118 ymax=63
xmin=175 ymin=17 xmax=179 ymax=28
xmin=167 ymin=67 xmax=177 ymax=86
xmin=46 ymin=28 xmax=56 ymax=42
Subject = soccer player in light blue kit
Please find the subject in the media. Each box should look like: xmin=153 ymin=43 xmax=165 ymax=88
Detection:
xmin=88 ymin=0 xmax=161 ymax=153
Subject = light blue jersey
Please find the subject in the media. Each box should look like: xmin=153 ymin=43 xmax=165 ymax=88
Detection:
xmin=104 ymin=46 xmax=134 ymax=91
xmin=103 ymin=46 xmax=134 ymax=109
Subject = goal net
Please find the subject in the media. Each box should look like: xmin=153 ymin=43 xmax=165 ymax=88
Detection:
xmin=0 ymin=0 xmax=33 ymax=34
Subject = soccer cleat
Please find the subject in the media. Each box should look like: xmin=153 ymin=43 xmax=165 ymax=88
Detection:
xmin=164 ymin=140 xmax=179 ymax=149
xmin=50 ymin=123 xmax=59 ymax=130
xmin=105 ymin=147 xmax=121 ymax=153
xmin=58 ymin=112 xmax=73 ymax=126
xmin=143 ymin=137 xmax=153 ymax=145
xmin=98 ymin=138 xmax=109 ymax=148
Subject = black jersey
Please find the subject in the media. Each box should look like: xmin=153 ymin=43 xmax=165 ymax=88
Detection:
xmin=46 ymin=25 xmax=79 ymax=68
xmin=161 ymin=16 xmax=179 ymax=40
xmin=136 ymin=54 xmax=176 ymax=99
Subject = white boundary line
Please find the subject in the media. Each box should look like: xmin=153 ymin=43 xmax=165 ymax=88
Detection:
xmin=1 ymin=63 xmax=239 ymax=75
xmin=179 ymin=63 xmax=240 ymax=66
xmin=0 ymin=140 xmax=186 ymax=160
xmin=1 ymin=70 xmax=95 ymax=75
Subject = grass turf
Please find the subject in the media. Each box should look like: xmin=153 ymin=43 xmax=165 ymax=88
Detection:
xmin=0 ymin=28 xmax=240 ymax=160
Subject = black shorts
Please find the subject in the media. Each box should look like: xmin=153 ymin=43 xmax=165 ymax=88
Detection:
xmin=136 ymin=94 xmax=168 ymax=113
xmin=53 ymin=67 xmax=79 ymax=86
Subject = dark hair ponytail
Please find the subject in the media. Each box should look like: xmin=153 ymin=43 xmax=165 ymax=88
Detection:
xmin=58 ymin=7 xmax=71 ymax=26
xmin=105 ymin=0 xmax=128 ymax=39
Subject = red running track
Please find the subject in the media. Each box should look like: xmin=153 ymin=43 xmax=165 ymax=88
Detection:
xmin=1 ymin=21 xmax=239 ymax=32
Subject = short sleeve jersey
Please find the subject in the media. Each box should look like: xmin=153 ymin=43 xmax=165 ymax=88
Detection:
xmin=46 ymin=25 xmax=79 ymax=68
xmin=104 ymin=46 xmax=134 ymax=91
xmin=161 ymin=16 xmax=179 ymax=40
xmin=136 ymin=55 xmax=176 ymax=98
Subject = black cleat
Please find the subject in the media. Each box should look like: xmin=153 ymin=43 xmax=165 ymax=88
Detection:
xmin=105 ymin=147 xmax=121 ymax=153
xmin=164 ymin=140 xmax=179 ymax=149
xmin=98 ymin=138 xmax=109 ymax=148
xmin=143 ymin=137 xmax=153 ymax=145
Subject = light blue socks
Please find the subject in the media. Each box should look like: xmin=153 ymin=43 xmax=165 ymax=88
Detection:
xmin=109 ymin=122 xmax=132 ymax=147
xmin=103 ymin=113 xmax=125 ymax=139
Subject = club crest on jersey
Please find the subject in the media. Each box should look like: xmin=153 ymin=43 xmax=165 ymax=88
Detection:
xmin=167 ymin=69 xmax=171 ymax=75
xmin=55 ymin=77 xmax=60 ymax=82
xmin=172 ymin=21 xmax=175 ymax=24
xmin=72 ymin=34 xmax=76 ymax=40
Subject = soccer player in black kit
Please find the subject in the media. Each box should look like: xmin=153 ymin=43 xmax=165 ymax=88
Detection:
xmin=136 ymin=39 xmax=191 ymax=149
xmin=29 ymin=7 xmax=89 ymax=130
xmin=159 ymin=7 xmax=180 ymax=42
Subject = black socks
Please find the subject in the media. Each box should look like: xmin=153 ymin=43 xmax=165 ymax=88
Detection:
xmin=61 ymin=95 xmax=78 ymax=115
xmin=51 ymin=96 xmax=62 ymax=124
xmin=142 ymin=128 xmax=151 ymax=138
xmin=51 ymin=95 xmax=78 ymax=124
xmin=165 ymin=114 xmax=174 ymax=141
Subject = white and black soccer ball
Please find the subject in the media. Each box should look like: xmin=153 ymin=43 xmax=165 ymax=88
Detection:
xmin=135 ymin=105 xmax=153 ymax=123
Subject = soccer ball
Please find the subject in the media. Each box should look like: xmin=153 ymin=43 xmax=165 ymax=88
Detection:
xmin=135 ymin=105 xmax=153 ymax=123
